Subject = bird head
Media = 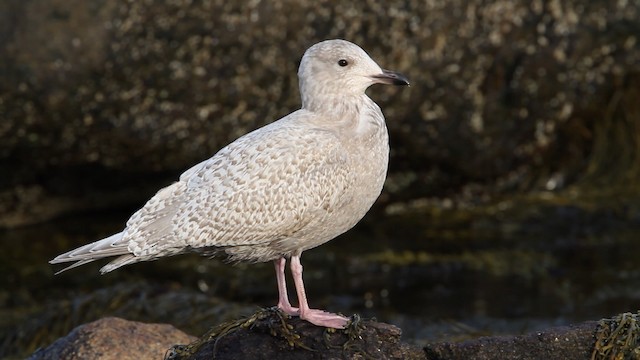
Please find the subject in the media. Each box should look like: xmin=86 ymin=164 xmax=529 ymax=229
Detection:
xmin=298 ymin=39 xmax=409 ymax=111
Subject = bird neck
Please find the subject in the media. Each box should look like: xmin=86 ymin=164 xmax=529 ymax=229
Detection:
xmin=301 ymin=92 xmax=366 ymax=117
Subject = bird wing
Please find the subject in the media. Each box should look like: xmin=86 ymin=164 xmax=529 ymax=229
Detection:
xmin=127 ymin=115 xmax=351 ymax=258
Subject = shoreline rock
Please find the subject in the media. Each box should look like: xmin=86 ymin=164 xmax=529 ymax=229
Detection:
xmin=167 ymin=308 xmax=423 ymax=360
xmin=29 ymin=311 xmax=640 ymax=360
xmin=425 ymin=321 xmax=598 ymax=360
xmin=28 ymin=317 xmax=195 ymax=360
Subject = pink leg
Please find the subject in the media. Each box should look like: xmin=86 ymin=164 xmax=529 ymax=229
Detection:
xmin=274 ymin=257 xmax=298 ymax=316
xmin=290 ymin=254 xmax=349 ymax=329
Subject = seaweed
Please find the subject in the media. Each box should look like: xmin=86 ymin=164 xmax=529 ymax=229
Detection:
xmin=592 ymin=312 xmax=640 ymax=360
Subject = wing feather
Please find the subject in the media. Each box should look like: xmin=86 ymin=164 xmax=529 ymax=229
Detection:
xmin=173 ymin=118 xmax=350 ymax=252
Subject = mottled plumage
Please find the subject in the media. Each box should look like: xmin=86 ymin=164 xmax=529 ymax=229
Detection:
xmin=51 ymin=39 xmax=409 ymax=328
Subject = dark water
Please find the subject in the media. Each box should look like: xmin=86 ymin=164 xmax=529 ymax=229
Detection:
xmin=2 ymin=191 xmax=640 ymax=358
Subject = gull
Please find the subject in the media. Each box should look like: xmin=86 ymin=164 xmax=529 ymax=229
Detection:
xmin=50 ymin=39 xmax=409 ymax=329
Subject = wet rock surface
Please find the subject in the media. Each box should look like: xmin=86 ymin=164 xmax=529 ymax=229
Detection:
xmin=425 ymin=321 xmax=598 ymax=360
xmin=1 ymin=0 xmax=639 ymax=227
xmin=31 ymin=313 xmax=640 ymax=360
xmin=169 ymin=309 xmax=423 ymax=360
xmin=27 ymin=313 xmax=424 ymax=360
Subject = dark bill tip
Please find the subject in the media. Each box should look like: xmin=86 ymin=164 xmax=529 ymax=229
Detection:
xmin=371 ymin=69 xmax=410 ymax=86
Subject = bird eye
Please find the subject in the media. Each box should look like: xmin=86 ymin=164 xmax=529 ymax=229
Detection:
xmin=338 ymin=59 xmax=349 ymax=67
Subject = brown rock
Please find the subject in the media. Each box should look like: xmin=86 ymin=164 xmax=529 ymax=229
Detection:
xmin=29 ymin=317 xmax=195 ymax=360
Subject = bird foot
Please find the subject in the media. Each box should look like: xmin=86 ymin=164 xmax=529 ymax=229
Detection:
xmin=277 ymin=303 xmax=299 ymax=316
xmin=300 ymin=309 xmax=349 ymax=329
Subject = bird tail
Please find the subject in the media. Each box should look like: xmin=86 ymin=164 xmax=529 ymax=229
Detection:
xmin=50 ymin=231 xmax=130 ymax=274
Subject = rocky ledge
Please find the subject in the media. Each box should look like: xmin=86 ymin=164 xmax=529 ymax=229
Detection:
xmin=28 ymin=310 xmax=640 ymax=360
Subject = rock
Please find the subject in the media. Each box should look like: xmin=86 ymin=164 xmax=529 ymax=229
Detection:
xmin=167 ymin=308 xmax=425 ymax=360
xmin=1 ymin=0 xmax=638 ymax=227
xmin=29 ymin=312 xmax=640 ymax=359
xmin=3 ymin=282 xmax=258 ymax=359
xmin=28 ymin=317 xmax=195 ymax=360
xmin=424 ymin=321 xmax=599 ymax=360
xmin=29 ymin=312 xmax=424 ymax=360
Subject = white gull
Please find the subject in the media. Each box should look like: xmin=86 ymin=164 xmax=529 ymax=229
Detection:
xmin=50 ymin=39 xmax=409 ymax=328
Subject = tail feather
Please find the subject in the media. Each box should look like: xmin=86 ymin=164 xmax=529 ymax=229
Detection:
xmin=54 ymin=259 xmax=99 ymax=275
xmin=100 ymin=254 xmax=139 ymax=274
xmin=50 ymin=232 xmax=130 ymax=272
